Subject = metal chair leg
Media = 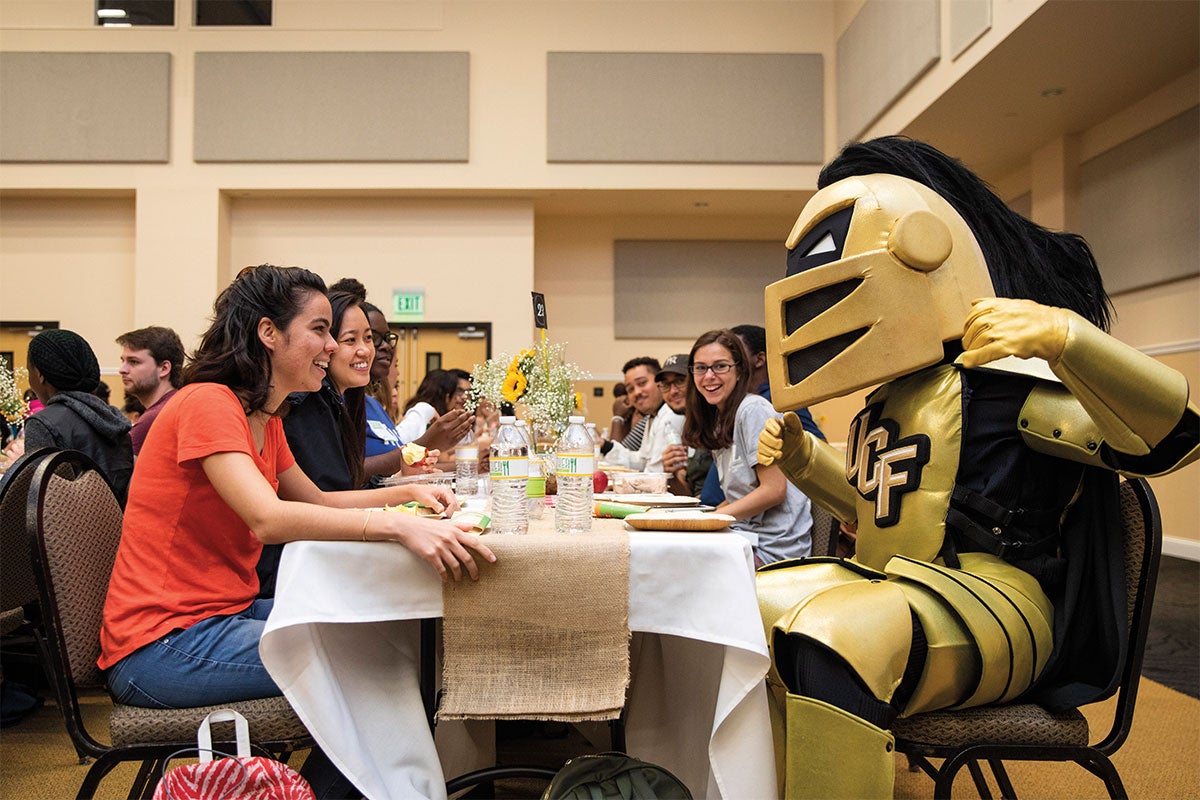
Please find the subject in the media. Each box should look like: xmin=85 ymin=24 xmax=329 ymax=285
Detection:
xmin=988 ymin=757 xmax=1017 ymax=799
xmin=966 ymin=759 xmax=995 ymax=799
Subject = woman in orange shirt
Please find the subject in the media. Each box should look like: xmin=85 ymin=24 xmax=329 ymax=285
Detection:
xmin=100 ymin=265 xmax=494 ymax=711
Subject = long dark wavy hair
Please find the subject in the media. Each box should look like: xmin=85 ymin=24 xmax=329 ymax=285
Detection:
xmin=682 ymin=329 xmax=753 ymax=452
xmin=183 ymin=264 xmax=328 ymax=413
xmin=405 ymin=369 xmax=460 ymax=416
xmin=819 ymin=136 xmax=1112 ymax=330
xmin=327 ymin=290 xmax=370 ymax=489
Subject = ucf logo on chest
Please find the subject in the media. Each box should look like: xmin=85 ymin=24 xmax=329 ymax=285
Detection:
xmin=845 ymin=403 xmax=931 ymax=527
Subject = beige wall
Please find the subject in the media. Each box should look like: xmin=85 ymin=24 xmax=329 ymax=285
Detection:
xmin=0 ymin=194 xmax=136 ymax=375
xmin=1110 ymin=278 xmax=1200 ymax=553
xmin=1 ymin=0 xmax=1195 ymax=553
xmin=228 ymin=197 xmax=536 ymax=358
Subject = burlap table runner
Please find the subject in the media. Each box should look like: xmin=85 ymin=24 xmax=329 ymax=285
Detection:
xmin=439 ymin=531 xmax=631 ymax=721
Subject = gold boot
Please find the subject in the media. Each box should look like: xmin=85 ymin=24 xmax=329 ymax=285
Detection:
xmin=784 ymin=694 xmax=894 ymax=800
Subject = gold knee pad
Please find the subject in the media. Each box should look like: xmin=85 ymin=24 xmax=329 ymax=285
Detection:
xmin=772 ymin=578 xmax=912 ymax=704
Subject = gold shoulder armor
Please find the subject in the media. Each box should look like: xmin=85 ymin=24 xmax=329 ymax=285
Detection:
xmin=1018 ymin=383 xmax=1107 ymax=467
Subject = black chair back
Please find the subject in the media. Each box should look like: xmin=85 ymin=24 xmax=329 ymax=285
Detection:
xmin=27 ymin=449 xmax=123 ymax=759
xmin=0 ymin=447 xmax=55 ymax=615
xmin=807 ymin=501 xmax=839 ymax=558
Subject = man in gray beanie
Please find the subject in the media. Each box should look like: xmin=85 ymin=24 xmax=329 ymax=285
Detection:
xmin=25 ymin=329 xmax=134 ymax=505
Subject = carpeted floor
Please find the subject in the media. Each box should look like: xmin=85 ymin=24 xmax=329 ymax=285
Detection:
xmin=2 ymin=556 xmax=1197 ymax=799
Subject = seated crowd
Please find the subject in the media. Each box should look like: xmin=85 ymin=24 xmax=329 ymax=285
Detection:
xmin=1 ymin=265 xmax=823 ymax=797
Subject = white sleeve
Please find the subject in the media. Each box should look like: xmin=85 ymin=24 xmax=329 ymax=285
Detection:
xmin=604 ymin=439 xmax=647 ymax=470
xmin=640 ymin=409 xmax=684 ymax=473
xmin=395 ymin=402 xmax=436 ymax=444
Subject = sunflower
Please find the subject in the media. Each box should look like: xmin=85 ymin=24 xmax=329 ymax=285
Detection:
xmin=502 ymin=369 xmax=528 ymax=403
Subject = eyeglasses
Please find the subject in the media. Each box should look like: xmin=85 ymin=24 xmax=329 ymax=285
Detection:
xmin=690 ymin=362 xmax=736 ymax=375
xmin=371 ymin=331 xmax=399 ymax=349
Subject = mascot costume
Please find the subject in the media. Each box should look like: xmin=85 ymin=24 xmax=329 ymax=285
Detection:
xmin=755 ymin=136 xmax=1198 ymax=798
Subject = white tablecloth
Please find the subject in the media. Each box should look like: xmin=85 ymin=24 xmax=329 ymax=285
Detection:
xmin=260 ymin=522 xmax=776 ymax=800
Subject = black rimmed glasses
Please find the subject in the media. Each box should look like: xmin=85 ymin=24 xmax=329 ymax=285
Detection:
xmin=372 ymin=331 xmax=399 ymax=349
xmin=690 ymin=362 xmax=736 ymax=375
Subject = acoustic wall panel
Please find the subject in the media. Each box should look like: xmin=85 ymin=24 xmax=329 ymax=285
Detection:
xmin=548 ymin=52 xmax=823 ymax=164
xmin=614 ymin=240 xmax=784 ymax=338
xmin=1079 ymin=107 xmax=1199 ymax=294
xmin=836 ymin=0 xmax=939 ymax=145
xmin=950 ymin=0 xmax=991 ymax=59
xmin=194 ymin=52 xmax=469 ymax=162
xmin=0 ymin=52 xmax=170 ymax=163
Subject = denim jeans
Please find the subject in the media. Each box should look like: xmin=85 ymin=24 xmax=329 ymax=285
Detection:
xmin=106 ymin=600 xmax=282 ymax=709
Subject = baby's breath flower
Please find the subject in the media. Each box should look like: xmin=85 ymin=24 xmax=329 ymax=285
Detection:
xmin=0 ymin=356 xmax=29 ymax=425
xmin=468 ymin=341 xmax=590 ymax=436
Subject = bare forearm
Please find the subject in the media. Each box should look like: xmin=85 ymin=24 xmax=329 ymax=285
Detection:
xmin=720 ymin=466 xmax=787 ymax=521
xmin=364 ymin=448 xmax=406 ymax=478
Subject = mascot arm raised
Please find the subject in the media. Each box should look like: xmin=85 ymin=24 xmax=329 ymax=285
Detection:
xmin=962 ymin=297 xmax=1198 ymax=475
xmin=758 ymin=412 xmax=858 ymax=524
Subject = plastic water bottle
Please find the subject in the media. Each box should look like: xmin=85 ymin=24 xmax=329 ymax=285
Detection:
xmin=490 ymin=416 xmax=529 ymax=534
xmin=586 ymin=422 xmax=600 ymax=461
xmin=454 ymin=427 xmax=479 ymax=497
xmin=515 ymin=420 xmax=545 ymax=519
xmin=555 ymin=416 xmax=594 ymax=533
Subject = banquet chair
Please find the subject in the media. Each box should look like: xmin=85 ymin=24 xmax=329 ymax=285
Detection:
xmin=1 ymin=446 xmax=54 ymax=634
xmin=807 ymin=502 xmax=839 ymax=558
xmin=25 ymin=449 xmax=312 ymax=800
xmin=891 ymin=477 xmax=1162 ymax=800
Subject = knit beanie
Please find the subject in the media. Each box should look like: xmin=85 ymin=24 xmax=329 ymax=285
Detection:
xmin=28 ymin=329 xmax=101 ymax=393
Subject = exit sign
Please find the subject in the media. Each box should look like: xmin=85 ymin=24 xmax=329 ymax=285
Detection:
xmin=392 ymin=290 xmax=425 ymax=319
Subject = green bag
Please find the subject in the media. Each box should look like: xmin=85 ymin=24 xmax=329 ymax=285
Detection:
xmin=542 ymin=752 xmax=692 ymax=800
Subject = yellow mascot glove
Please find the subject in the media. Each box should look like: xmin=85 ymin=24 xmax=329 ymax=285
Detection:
xmin=960 ymin=297 xmax=1070 ymax=369
xmin=758 ymin=411 xmax=813 ymax=481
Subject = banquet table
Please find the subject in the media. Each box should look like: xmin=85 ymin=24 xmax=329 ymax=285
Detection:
xmin=260 ymin=514 xmax=777 ymax=800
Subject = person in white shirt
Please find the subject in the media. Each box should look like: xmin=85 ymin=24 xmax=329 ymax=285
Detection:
xmin=599 ymin=355 xmax=684 ymax=473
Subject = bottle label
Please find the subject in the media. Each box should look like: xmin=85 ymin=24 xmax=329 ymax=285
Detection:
xmin=455 ymin=447 xmax=478 ymax=462
xmin=490 ymin=457 xmax=528 ymax=480
xmin=526 ymin=476 xmax=546 ymax=498
xmin=665 ymin=429 xmax=682 ymax=447
xmin=556 ymin=453 xmax=594 ymax=477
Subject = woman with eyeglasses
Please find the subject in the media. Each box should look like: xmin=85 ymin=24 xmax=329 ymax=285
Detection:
xmin=683 ymin=328 xmax=812 ymax=566
xmin=328 ymin=278 xmax=472 ymax=479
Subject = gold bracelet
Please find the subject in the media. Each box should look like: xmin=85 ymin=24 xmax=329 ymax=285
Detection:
xmin=361 ymin=508 xmax=373 ymax=542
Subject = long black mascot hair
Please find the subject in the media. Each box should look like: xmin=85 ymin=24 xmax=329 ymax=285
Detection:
xmin=819 ymin=136 xmax=1113 ymax=331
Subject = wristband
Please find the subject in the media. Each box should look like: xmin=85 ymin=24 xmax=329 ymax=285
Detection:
xmin=361 ymin=508 xmax=373 ymax=542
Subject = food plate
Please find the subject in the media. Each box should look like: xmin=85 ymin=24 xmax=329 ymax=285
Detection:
xmin=623 ymin=511 xmax=735 ymax=532
xmin=595 ymin=492 xmax=700 ymax=507
xmin=379 ymin=471 xmax=456 ymax=488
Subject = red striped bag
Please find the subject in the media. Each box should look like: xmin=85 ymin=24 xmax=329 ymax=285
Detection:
xmin=153 ymin=709 xmax=314 ymax=800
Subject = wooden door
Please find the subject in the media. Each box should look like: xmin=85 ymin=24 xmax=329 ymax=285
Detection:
xmin=392 ymin=324 xmax=490 ymax=406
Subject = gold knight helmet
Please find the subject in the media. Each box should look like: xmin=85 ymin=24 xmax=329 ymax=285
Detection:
xmin=765 ymin=174 xmax=996 ymax=410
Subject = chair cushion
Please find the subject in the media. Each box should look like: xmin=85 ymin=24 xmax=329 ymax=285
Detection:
xmin=109 ymin=695 xmax=310 ymax=747
xmin=891 ymin=703 xmax=1089 ymax=748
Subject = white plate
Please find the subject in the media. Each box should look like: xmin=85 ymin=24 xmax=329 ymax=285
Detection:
xmin=624 ymin=512 xmax=735 ymax=532
xmin=595 ymin=492 xmax=700 ymax=506
xmin=379 ymin=471 xmax=455 ymax=487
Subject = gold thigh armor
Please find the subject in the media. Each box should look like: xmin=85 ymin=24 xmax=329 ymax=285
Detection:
xmin=760 ymin=553 xmax=1054 ymax=717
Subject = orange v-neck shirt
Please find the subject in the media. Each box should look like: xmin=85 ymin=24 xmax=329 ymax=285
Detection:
xmin=99 ymin=383 xmax=294 ymax=670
